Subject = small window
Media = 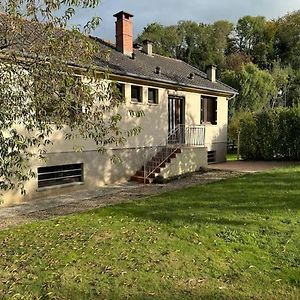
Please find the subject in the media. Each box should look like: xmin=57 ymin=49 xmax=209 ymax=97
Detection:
xmin=201 ymin=96 xmax=217 ymax=125
xmin=148 ymin=88 xmax=158 ymax=104
xmin=57 ymin=87 xmax=82 ymax=119
xmin=69 ymin=101 xmax=83 ymax=119
xmin=116 ymin=83 xmax=125 ymax=97
xmin=37 ymin=163 xmax=84 ymax=188
xmin=131 ymin=85 xmax=143 ymax=103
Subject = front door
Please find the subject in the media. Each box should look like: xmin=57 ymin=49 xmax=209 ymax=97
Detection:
xmin=168 ymin=96 xmax=185 ymax=142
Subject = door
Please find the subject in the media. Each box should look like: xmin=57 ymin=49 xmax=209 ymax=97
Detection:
xmin=168 ymin=96 xmax=185 ymax=143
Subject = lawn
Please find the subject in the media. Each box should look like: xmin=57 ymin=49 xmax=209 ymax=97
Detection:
xmin=0 ymin=167 xmax=299 ymax=299
xmin=227 ymin=153 xmax=240 ymax=161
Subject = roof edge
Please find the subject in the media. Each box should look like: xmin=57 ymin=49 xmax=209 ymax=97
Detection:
xmin=104 ymin=68 xmax=238 ymax=96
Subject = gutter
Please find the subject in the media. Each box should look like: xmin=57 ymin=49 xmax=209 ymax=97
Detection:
xmin=227 ymin=93 xmax=238 ymax=101
xmin=101 ymin=68 xmax=238 ymax=97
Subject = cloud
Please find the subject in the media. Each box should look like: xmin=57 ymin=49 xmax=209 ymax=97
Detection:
xmin=70 ymin=0 xmax=300 ymax=40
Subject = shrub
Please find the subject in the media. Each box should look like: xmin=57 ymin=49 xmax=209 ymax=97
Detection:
xmin=239 ymin=108 xmax=300 ymax=160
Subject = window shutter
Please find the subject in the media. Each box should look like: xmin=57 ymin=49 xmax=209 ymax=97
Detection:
xmin=201 ymin=98 xmax=205 ymax=123
xmin=201 ymin=96 xmax=217 ymax=124
xmin=213 ymin=99 xmax=217 ymax=125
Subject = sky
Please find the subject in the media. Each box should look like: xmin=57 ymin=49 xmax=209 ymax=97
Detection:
xmin=71 ymin=0 xmax=300 ymax=41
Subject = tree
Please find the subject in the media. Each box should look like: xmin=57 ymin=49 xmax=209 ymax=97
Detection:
xmin=234 ymin=16 xmax=276 ymax=69
xmin=225 ymin=52 xmax=252 ymax=72
xmin=269 ymin=63 xmax=292 ymax=108
xmin=221 ymin=63 xmax=277 ymax=115
xmin=235 ymin=16 xmax=266 ymax=54
xmin=137 ymin=20 xmax=233 ymax=71
xmin=285 ymin=70 xmax=300 ymax=108
xmin=211 ymin=20 xmax=234 ymax=67
xmin=136 ymin=23 xmax=179 ymax=57
xmin=275 ymin=10 xmax=300 ymax=70
xmin=0 ymin=1 xmax=141 ymax=197
xmin=176 ymin=21 xmax=214 ymax=70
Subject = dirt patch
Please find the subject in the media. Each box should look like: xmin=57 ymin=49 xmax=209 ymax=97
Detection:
xmin=0 ymin=170 xmax=242 ymax=230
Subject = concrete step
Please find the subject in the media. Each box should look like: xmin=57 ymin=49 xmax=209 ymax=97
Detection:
xmin=131 ymin=146 xmax=182 ymax=184
xmin=152 ymin=156 xmax=172 ymax=163
xmin=135 ymin=171 xmax=156 ymax=178
xmin=130 ymin=176 xmax=152 ymax=184
xmin=148 ymin=161 xmax=166 ymax=168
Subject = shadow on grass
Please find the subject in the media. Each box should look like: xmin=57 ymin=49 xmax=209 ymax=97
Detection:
xmin=102 ymin=169 xmax=300 ymax=227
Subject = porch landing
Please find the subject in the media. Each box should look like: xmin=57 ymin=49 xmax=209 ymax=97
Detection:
xmin=207 ymin=160 xmax=298 ymax=173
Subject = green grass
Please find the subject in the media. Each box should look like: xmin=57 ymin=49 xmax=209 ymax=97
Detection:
xmin=1 ymin=167 xmax=300 ymax=299
xmin=227 ymin=153 xmax=240 ymax=161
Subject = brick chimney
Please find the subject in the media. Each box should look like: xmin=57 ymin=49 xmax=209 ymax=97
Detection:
xmin=113 ymin=11 xmax=134 ymax=56
xmin=206 ymin=65 xmax=217 ymax=82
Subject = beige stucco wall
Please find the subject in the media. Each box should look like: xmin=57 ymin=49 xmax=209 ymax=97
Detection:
xmin=203 ymin=96 xmax=228 ymax=162
xmin=44 ymin=83 xmax=229 ymax=153
xmin=1 ymin=79 xmax=230 ymax=207
xmin=2 ymin=147 xmax=146 ymax=206
xmin=160 ymin=147 xmax=208 ymax=179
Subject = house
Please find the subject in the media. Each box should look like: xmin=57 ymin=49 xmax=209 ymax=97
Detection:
xmin=1 ymin=11 xmax=237 ymax=206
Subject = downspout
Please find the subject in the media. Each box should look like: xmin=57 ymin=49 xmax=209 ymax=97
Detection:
xmin=227 ymin=93 xmax=237 ymax=101
xmin=227 ymin=93 xmax=239 ymax=160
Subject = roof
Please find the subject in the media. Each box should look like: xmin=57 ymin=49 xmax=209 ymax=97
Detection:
xmin=92 ymin=38 xmax=237 ymax=95
xmin=0 ymin=13 xmax=236 ymax=95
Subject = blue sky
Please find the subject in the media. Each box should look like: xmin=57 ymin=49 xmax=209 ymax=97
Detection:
xmin=71 ymin=0 xmax=300 ymax=41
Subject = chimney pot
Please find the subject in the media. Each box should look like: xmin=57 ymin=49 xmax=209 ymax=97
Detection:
xmin=206 ymin=65 xmax=217 ymax=82
xmin=114 ymin=11 xmax=134 ymax=56
xmin=142 ymin=40 xmax=153 ymax=56
xmin=188 ymin=72 xmax=195 ymax=79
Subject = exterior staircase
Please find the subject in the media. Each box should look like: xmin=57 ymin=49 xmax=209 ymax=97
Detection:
xmin=131 ymin=146 xmax=182 ymax=183
xmin=131 ymin=124 xmax=205 ymax=184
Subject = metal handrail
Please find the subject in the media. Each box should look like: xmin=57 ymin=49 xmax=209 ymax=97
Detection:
xmin=143 ymin=125 xmax=205 ymax=183
xmin=144 ymin=145 xmax=181 ymax=182
xmin=143 ymin=125 xmax=181 ymax=183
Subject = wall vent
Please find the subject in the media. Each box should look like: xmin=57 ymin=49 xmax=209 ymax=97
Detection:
xmin=38 ymin=163 xmax=84 ymax=188
xmin=207 ymin=151 xmax=216 ymax=164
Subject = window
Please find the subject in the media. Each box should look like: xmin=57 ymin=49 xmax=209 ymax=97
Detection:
xmin=148 ymin=88 xmax=158 ymax=104
xmin=131 ymin=85 xmax=143 ymax=102
xmin=57 ymin=87 xmax=83 ymax=119
xmin=116 ymin=83 xmax=125 ymax=97
xmin=37 ymin=163 xmax=84 ymax=188
xmin=201 ymin=96 xmax=217 ymax=125
xmin=69 ymin=100 xmax=83 ymax=119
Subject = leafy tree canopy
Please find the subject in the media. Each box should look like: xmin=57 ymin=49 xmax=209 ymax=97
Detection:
xmin=137 ymin=19 xmax=233 ymax=71
xmin=221 ymin=63 xmax=277 ymax=114
xmin=0 ymin=0 xmax=140 ymax=196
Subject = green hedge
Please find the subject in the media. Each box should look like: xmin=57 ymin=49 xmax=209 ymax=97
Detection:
xmin=240 ymin=108 xmax=300 ymax=160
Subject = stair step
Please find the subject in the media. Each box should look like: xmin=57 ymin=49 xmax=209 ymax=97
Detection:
xmin=135 ymin=171 xmax=156 ymax=178
xmin=148 ymin=162 xmax=166 ymax=168
xmin=135 ymin=170 xmax=145 ymax=177
xmin=141 ymin=167 xmax=161 ymax=174
xmin=131 ymin=176 xmax=152 ymax=184
xmin=131 ymin=145 xmax=182 ymax=184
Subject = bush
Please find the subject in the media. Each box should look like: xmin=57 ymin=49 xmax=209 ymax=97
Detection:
xmin=239 ymin=108 xmax=300 ymax=160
